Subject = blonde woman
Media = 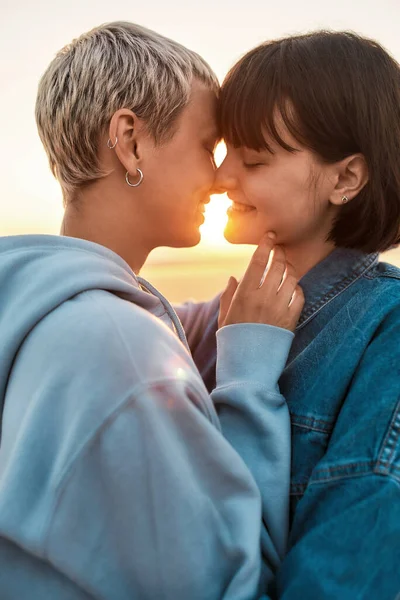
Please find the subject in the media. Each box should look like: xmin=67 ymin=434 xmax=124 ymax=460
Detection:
xmin=0 ymin=22 xmax=303 ymax=599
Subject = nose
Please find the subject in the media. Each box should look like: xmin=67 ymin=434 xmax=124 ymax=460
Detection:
xmin=211 ymin=159 xmax=237 ymax=195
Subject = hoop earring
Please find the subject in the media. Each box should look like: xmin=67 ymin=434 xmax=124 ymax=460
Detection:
xmin=125 ymin=168 xmax=144 ymax=188
xmin=107 ymin=137 xmax=118 ymax=149
xmin=341 ymin=195 xmax=349 ymax=204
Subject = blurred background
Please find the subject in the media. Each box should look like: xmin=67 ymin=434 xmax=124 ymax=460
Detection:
xmin=1 ymin=0 xmax=399 ymax=301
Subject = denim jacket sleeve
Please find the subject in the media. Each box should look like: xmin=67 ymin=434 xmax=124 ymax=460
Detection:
xmin=270 ymin=306 xmax=400 ymax=600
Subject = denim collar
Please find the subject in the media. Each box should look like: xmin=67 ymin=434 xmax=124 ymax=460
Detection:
xmin=297 ymin=248 xmax=379 ymax=330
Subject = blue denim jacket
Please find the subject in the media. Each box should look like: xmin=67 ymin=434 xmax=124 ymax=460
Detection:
xmin=179 ymin=247 xmax=400 ymax=600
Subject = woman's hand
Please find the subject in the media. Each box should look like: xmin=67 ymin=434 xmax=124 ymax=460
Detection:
xmin=218 ymin=234 xmax=304 ymax=332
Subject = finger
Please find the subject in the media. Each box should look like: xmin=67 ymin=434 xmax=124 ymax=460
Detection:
xmin=219 ymin=276 xmax=239 ymax=328
xmin=238 ymin=233 xmax=275 ymax=291
xmin=277 ymin=262 xmax=299 ymax=305
xmin=289 ymin=285 xmax=305 ymax=317
xmin=261 ymin=245 xmax=287 ymax=291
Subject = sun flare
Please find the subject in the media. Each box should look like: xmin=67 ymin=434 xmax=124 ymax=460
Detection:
xmin=200 ymin=142 xmax=231 ymax=246
xmin=200 ymin=194 xmax=231 ymax=246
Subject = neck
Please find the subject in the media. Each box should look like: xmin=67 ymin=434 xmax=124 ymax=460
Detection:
xmin=60 ymin=188 xmax=151 ymax=274
xmin=282 ymin=237 xmax=336 ymax=281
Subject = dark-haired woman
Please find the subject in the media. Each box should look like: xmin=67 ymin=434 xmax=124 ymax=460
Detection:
xmin=180 ymin=31 xmax=400 ymax=599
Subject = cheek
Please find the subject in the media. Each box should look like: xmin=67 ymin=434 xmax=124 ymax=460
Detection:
xmin=240 ymin=175 xmax=320 ymax=234
xmin=242 ymin=170 xmax=289 ymax=211
xmin=177 ymin=150 xmax=215 ymax=192
xmin=258 ymin=167 xmax=314 ymax=211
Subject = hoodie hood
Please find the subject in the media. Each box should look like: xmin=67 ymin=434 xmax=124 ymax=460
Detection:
xmin=0 ymin=235 xmax=185 ymax=433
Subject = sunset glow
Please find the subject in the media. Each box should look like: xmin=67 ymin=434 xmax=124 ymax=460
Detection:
xmin=199 ymin=142 xmax=230 ymax=246
xmin=200 ymin=193 xmax=231 ymax=246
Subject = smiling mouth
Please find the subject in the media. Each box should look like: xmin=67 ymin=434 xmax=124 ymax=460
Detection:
xmin=228 ymin=201 xmax=255 ymax=214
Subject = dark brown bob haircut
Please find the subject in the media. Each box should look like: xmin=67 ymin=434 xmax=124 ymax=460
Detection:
xmin=219 ymin=31 xmax=400 ymax=253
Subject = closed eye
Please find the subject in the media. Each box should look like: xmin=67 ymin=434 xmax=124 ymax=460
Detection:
xmin=243 ymin=162 xmax=264 ymax=169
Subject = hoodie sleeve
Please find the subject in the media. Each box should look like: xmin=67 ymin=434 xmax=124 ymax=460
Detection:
xmin=174 ymin=295 xmax=219 ymax=394
xmin=44 ymin=322 xmax=293 ymax=600
xmin=174 ymin=295 xmax=220 ymax=355
xmin=176 ymin=300 xmax=292 ymax=586
xmin=213 ymin=323 xmax=293 ymax=593
xmin=176 ymin=303 xmax=293 ymax=577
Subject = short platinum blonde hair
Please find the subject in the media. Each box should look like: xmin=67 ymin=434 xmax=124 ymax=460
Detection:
xmin=35 ymin=21 xmax=219 ymax=201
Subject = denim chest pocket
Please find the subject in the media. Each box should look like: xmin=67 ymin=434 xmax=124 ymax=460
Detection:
xmin=289 ymin=413 xmax=334 ymax=518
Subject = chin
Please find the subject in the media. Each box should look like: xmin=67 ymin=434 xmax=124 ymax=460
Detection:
xmin=168 ymin=228 xmax=202 ymax=248
xmin=224 ymin=224 xmax=257 ymax=245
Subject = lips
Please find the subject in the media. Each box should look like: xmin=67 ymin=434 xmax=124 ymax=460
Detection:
xmin=228 ymin=201 xmax=255 ymax=213
xmin=197 ymin=196 xmax=211 ymax=214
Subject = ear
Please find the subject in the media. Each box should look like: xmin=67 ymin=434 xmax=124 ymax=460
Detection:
xmin=107 ymin=109 xmax=149 ymax=173
xmin=329 ymin=154 xmax=369 ymax=206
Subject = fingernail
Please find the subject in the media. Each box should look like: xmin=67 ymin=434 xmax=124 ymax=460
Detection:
xmin=267 ymin=231 xmax=276 ymax=240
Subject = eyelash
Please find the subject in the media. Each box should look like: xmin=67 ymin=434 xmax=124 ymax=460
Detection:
xmin=243 ymin=162 xmax=263 ymax=169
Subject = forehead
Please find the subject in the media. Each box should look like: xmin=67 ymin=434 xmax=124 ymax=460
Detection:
xmin=218 ymin=58 xmax=300 ymax=153
xmin=182 ymin=81 xmax=219 ymax=137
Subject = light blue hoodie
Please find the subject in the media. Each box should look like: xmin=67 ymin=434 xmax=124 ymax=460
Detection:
xmin=0 ymin=235 xmax=292 ymax=600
